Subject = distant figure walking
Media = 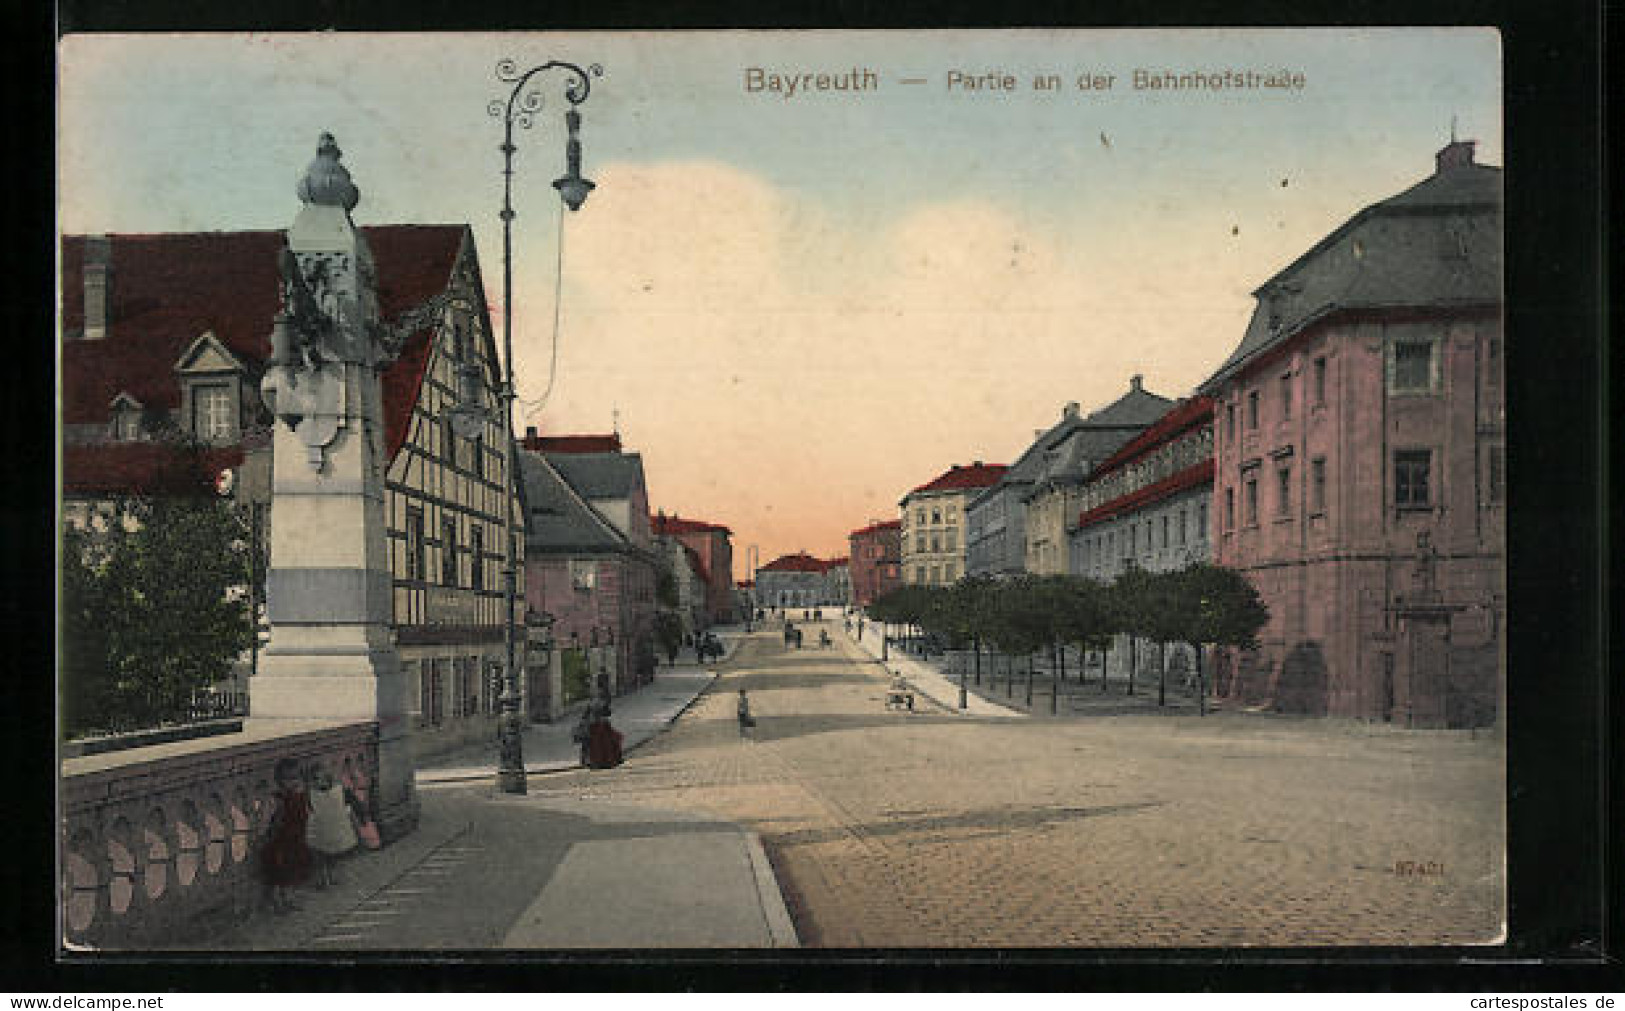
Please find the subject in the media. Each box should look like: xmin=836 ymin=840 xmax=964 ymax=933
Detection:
xmin=737 ymin=689 xmax=755 ymax=736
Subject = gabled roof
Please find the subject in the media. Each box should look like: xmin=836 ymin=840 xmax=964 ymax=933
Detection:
xmin=1088 ymin=396 xmax=1214 ymax=481
xmin=1201 ymin=142 xmax=1502 ymax=392
xmin=61 ymin=226 xmax=471 ymax=466
xmin=1076 ymin=459 xmax=1214 ymax=531
xmin=650 ymin=513 xmax=732 ymax=537
xmin=546 ymin=451 xmax=646 ymax=502
xmin=1081 ymin=378 xmax=1176 ymax=428
xmin=905 ymin=462 xmax=1007 ymax=500
xmin=518 ymin=451 xmax=629 ymax=554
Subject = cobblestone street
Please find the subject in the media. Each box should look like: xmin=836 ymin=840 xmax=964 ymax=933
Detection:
xmin=526 ymin=620 xmax=1506 ymax=947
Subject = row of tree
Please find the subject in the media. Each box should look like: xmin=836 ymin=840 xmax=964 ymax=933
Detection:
xmin=866 ymin=564 xmax=1268 ymax=713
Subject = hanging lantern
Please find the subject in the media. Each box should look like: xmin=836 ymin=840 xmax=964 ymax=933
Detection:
xmin=552 ymin=107 xmax=596 ymax=211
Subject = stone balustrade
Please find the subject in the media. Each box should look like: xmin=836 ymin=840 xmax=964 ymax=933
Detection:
xmin=60 ymin=719 xmax=378 ymax=949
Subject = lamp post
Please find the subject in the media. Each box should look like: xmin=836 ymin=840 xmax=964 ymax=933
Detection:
xmin=483 ymin=56 xmax=601 ymax=795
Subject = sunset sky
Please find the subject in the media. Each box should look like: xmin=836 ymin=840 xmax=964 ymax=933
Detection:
xmin=58 ymin=30 xmax=1501 ymax=577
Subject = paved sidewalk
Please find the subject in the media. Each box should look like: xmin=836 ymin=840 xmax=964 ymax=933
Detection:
xmin=417 ymin=637 xmax=737 ymax=786
xmin=185 ymin=628 xmax=798 ymax=950
xmin=845 ymin=619 xmax=1024 ymax=718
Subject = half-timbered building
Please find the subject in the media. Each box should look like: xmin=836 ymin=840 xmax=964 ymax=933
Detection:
xmin=61 ymin=225 xmax=523 ymax=760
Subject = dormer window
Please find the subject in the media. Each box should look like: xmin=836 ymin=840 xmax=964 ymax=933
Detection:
xmin=108 ymin=393 xmax=144 ymax=442
xmin=194 ymin=384 xmax=233 ymax=442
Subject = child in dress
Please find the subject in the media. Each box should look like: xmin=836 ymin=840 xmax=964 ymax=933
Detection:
xmin=305 ymin=762 xmax=358 ymax=887
xmin=260 ymin=758 xmax=312 ymax=913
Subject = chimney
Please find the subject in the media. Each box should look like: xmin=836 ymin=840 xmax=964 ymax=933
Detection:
xmin=1063 ymin=401 xmax=1080 ymax=419
xmin=525 ymin=425 xmax=538 ymax=440
xmin=972 ymin=459 xmax=983 ymax=467
xmin=82 ymin=236 xmax=112 ymax=341
xmin=1130 ymin=374 xmax=1144 ymax=392
xmin=1436 ymin=139 xmax=1476 ymax=174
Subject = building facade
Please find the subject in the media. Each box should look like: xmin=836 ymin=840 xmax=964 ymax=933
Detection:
xmin=1023 ymin=377 xmax=1174 ymax=576
xmin=900 ymin=463 xmax=1006 ymax=587
xmin=61 ymin=224 xmax=525 ymax=761
xmin=518 ymin=444 xmax=657 ymax=704
xmin=755 ymin=553 xmax=848 ymax=607
xmin=1072 ymin=397 xmax=1215 ymax=580
xmin=1200 ymin=139 xmax=1504 ymax=727
xmin=650 ymin=513 xmax=736 ymax=623
xmin=848 ymin=519 xmax=902 ymax=606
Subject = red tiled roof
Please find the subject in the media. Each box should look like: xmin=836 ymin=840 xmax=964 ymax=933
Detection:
xmin=62 ymin=442 xmax=244 ymax=498
xmin=760 ymin=552 xmax=842 ymax=573
xmin=907 ymin=462 xmax=1008 ymax=497
xmin=1076 ymin=459 xmax=1215 ymax=530
xmin=849 ymin=518 xmax=901 ymax=538
xmin=522 ymin=432 xmax=622 ymax=454
xmin=1089 ymin=397 xmax=1214 ymax=480
xmin=61 ymin=226 xmax=469 ymax=465
xmin=650 ymin=513 xmax=733 ymax=537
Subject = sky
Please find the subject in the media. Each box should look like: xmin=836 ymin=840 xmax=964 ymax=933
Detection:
xmin=58 ymin=30 xmax=1502 ymax=577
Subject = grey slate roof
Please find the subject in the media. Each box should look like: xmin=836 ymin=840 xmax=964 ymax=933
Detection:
xmin=519 ymin=453 xmax=629 ymax=554
xmin=1201 ymin=145 xmax=1502 ymax=391
xmin=974 ymin=380 xmax=1175 ymax=509
xmin=544 ymin=451 xmax=646 ymax=501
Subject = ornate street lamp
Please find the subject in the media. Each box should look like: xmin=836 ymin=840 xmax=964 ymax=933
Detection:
xmin=487 ymin=56 xmax=602 ymax=795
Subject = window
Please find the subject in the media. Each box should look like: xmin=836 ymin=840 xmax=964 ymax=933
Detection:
xmin=1487 ymin=446 xmax=1505 ymax=504
xmin=112 ymin=406 xmax=142 ymax=441
xmin=915 ymin=566 xmax=925 ymax=584
xmin=1161 ymin=515 xmax=1169 ymax=549
xmin=1226 ymin=403 xmax=1236 ymax=441
xmin=930 ymin=534 xmax=941 ymax=553
xmin=441 ymin=517 xmax=458 ymax=585
xmin=931 ymin=508 xmax=942 ymax=524
xmin=1390 ymin=340 xmax=1437 ymax=394
xmin=1198 ymin=501 xmax=1208 ymax=538
xmin=945 ymin=529 xmax=957 ymax=551
xmin=929 ymin=565 xmax=940 ymax=585
xmin=421 ymin=662 xmax=444 ymax=727
xmin=1394 ymin=450 xmax=1432 ymax=509
xmin=406 ymin=507 xmax=425 ymax=581
xmin=916 ymin=509 xmax=926 ymax=525
xmin=1178 ymin=509 xmax=1187 ymax=545
xmin=1487 ymin=338 xmax=1502 ymax=391
xmin=1280 ymin=374 xmax=1293 ymax=420
xmin=945 ymin=563 xmax=957 ymax=581
xmin=470 ymin=526 xmax=484 ymax=589
xmin=1247 ymin=391 xmax=1259 ymax=430
xmin=1311 ymin=457 xmax=1327 ymax=514
xmin=442 ymin=415 xmax=457 ymax=467
xmin=1313 ymin=357 xmax=1327 ymax=404
xmin=1245 ymin=476 xmax=1259 ymax=525
xmin=1225 ymin=488 xmax=1235 ymax=529
xmin=915 ymin=533 xmax=925 ymax=553
xmin=194 ymin=384 xmax=233 ymax=442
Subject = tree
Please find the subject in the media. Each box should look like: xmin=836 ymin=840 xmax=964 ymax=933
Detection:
xmin=985 ymin=576 xmax=1052 ymax=707
xmin=1108 ymin=564 xmax=1160 ymax=697
xmin=1054 ymin=576 xmax=1113 ymax=708
xmin=61 ymin=479 xmax=255 ymax=738
xmin=653 ymin=610 xmax=685 ymax=664
xmin=1170 ymin=563 xmax=1270 ymax=714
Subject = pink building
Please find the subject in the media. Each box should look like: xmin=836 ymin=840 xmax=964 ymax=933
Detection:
xmin=1201 ymin=140 xmax=1503 ymax=727
xmin=519 ymin=438 xmax=658 ymax=698
xmin=848 ymin=519 xmax=902 ymax=606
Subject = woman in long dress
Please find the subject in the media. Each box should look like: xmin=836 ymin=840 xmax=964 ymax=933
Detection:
xmin=260 ymin=758 xmax=312 ymax=913
xmin=306 ymin=762 xmax=358 ymax=887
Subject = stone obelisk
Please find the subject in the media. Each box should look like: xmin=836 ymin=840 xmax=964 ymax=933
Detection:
xmin=252 ymin=134 xmax=417 ymax=840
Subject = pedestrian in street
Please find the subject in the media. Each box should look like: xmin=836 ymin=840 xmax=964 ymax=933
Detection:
xmin=305 ymin=761 xmax=358 ymax=888
xmin=259 ymin=758 xmax=312 ymax=914
xmin=736 ymin=689 xmax=755 ymax=737
xmin=583 ymin=680 xmax=624 ymax=769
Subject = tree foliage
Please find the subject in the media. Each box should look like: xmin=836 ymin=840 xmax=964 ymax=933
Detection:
xmin=61 ymin=491 xmax=254 ymax=738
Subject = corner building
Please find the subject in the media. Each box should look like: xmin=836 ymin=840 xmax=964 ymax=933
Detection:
xmin=1200 ymin=140 xmax=1504 ymax=727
